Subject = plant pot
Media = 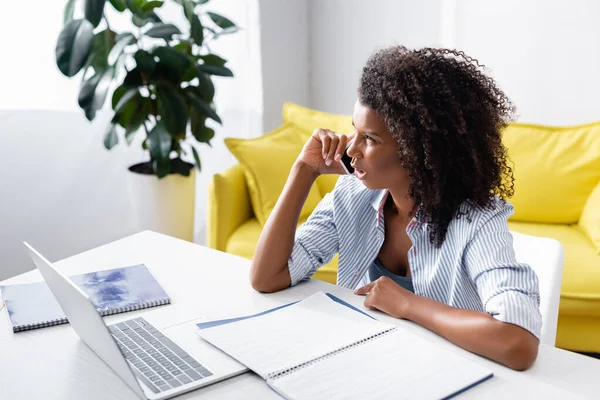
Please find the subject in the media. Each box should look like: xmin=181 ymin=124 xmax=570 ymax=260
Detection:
xmin=127 ymin=162 xmax=196 ymax=241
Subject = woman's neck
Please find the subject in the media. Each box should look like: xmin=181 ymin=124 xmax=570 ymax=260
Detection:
xmin=386 ymin=190 xmax=417 ymax=223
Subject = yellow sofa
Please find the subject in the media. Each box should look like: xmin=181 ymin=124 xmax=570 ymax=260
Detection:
xmin=208 ymin=103 xmax=600 ymax=352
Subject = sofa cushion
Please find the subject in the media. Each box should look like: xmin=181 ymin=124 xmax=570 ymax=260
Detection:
xmin=282 ymin=103 xmax=352 ymax=197
xmin=283 ymin=102 xmax=354 ymax=137
xmin=579 ymin=180 xmax=600 ymax=254
xmin=508 ymin=221 xmax=600 ymax=317
xmin=226 ymin=217 xmax=338 ymax=284
xmin=503 ymin=122 xmax=600 ymax=224
xmin=224 ymin=124 xmax=322 ymax=226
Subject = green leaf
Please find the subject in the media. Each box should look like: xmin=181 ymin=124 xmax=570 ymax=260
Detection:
xmin=116 ymin=98 xmax=148 ymax=127
xmin=114 ymin=88 xmax=139 ymax=113
xmin=199 ymin=54 xmax=226 ymax=66
xmin=126 ymin=0 xmax=144 ymax=15
xmin=191 ymin=113 xmax=214 ymax=143
xmin=185 ymin=86 xmax=221 ymax=124
xmin=195 ymin=68 xmax=214 ymax=101
xmin=149 ymin=62 xmax=181 ymax=84
xmin=56 ymin=19 xmax=94 ymax=77
xmin=182 ymin=0 xmax=195 ymax=20
xmin=111 ymin=89 xmax=148 ymax=133
xmin=156 ymin=85 xmax=188 ymax=135
xmin=153 ymin=159 xmax=171 ymax=178
xmin=153 ymin=46 xmax=190 ymax=74
xmin=125 ymin=127 xmax=138 ymax=145
xmin=132 ymin=14 xmax=146 ymax=27
xmin=63 ymin=0 xmax=76 ymax=26
xmin=174 ymin=41 xmax=192 ymax=55
xmin=84 ymin=29 xmax=116 ymax=71
xmin=191 ymin=146 xmax=201 ymax=171
xmin=78 ymin=69 xmax=112 ymax=120
xmin=123 ymin=67 xmax=143 ymax=87
xmin=134 ymin=49 xmax=156 ymax=73
xmin=108 ymin=33 xmax=135 ymax=65
xmin=171 ymin=158 xmax=192 ymax=176
xmin=104 ymin=123 xmax=119 ymax=149
xmin=111 ymin=84 xmax=128 ymax=109
xmin=109 ymin=0 xmax=126 ymax=11
xmin=132 ymin=10 xmax=162 ymax=27
xmin=214 ymin=26 xmax=239 ymax=37
xmin=148 ymin=121 xmax=172 ymax=160
xmin=206 ymin=11 xmax=236 ymax=29
xmin=145 ymin=23 xmax=181 ymax=39
xmin=197 ymin=64 xmax=233 ymax=77
xmin=84 ymin=0 xmax=106 ymax=27
xmin=196 ymin=0 xmax=209 ymax=4
xmin=141 ymin=0 xmax=163 ymax=12
xmin=191 ymin=15 xmax=204 ymax=45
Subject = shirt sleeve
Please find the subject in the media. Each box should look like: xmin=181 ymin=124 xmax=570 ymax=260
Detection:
xmin=288 ymin=192 xmax=339 ymax=286
xmin=463 ymin=201 xmax=542 ymax=340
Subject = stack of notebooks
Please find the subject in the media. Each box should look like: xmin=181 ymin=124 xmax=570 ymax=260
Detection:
xmin=196 ymin=291 xmax=493 ymax=400
xmin=1 ymin=264 xmax=170 ymax=333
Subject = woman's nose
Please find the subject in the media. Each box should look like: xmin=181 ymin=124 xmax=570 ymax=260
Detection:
xmin=347 ymin=138 xmax=362 ymax=158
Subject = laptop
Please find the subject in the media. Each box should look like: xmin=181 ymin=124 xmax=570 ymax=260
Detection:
xmin=23 ymin=242 xmax=247 ymax=400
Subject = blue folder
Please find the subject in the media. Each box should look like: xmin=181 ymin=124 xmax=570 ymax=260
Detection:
xmin=196 ymin=292 xmax=374 ymax=330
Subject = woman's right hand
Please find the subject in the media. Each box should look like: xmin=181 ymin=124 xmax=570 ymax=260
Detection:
xmin=297 ymin=128 xmax=354 ymax=176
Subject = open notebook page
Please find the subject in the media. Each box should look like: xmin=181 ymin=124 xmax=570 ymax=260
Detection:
xmin=198 ymin=292 xmax=395 ymax=379
xmin=268 ymin=328 xmax=493 ymax=400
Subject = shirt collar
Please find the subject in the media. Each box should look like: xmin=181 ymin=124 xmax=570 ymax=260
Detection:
xmin=370 ymin=189 xmax=388 ymax=211
xmin=370 ymin=189 xmax=424 ymax=226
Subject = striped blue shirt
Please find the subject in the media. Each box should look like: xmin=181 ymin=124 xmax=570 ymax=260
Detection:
xmin=288 ymin=174 xmax=542 ymax=339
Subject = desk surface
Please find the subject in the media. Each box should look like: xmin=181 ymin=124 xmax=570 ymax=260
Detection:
xmin=1 ymin=231 xmax=598 ymax=399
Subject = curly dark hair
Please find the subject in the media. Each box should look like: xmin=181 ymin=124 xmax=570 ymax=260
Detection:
xmin=358 ymin=46 xmax=516 ymax=247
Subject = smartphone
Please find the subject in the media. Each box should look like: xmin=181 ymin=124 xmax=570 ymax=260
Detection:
xmin=339 ymin=141 xmax=354 ymax=174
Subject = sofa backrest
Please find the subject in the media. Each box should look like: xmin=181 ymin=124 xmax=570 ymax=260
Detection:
xmin=282 ymin=103 xmax=600 ymax=225
xmin=502 ymin=121 xmax=600 ymax=224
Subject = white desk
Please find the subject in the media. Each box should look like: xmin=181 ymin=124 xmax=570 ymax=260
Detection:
xmin=1 ymin=231 xmax=599 ymax=399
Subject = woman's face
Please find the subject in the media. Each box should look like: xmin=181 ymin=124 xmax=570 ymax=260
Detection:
xmin=347 ymin=100 xmax=412 ymax=191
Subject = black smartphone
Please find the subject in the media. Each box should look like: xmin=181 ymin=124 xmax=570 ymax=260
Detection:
xmin=339 ymin=141 xmax=354 ymax=174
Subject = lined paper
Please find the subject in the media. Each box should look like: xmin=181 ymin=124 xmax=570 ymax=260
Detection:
xmin=268 ymin=329 xmax=493 ymax=400
xmin=198 ymin=292 xmax=394 ymax=378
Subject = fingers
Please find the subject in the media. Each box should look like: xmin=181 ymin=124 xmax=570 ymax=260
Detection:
xmin=321 ymin=133 xmax=331 ymax=160
xmin=364 ymin=295 xmax=376 ymax=310
xmin=354 ymin=281 xmax=375 ymax=295
xmin=315 ymin=129 xmax=351 ymax=166
xmin=334 ymin=134 xmax=348 ymax=163
xmin=326 ymin=134 xmax=339 ymax=166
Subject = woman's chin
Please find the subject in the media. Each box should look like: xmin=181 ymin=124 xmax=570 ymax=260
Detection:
xmin=357 ymin=177 xmax=381 ymax=190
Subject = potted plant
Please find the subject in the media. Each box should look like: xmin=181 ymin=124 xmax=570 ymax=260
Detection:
xmin=55 ymin=0 xmax=238 ymax=240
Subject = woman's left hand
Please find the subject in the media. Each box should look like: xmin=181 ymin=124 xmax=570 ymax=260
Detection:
xmin=354 ymin=276 xmax=414 ymax=319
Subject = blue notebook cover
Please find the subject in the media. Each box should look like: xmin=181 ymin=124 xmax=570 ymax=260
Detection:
xmin=0 ymin=264 xmax=170 ymax=333
xmin=196 ymin=292 xmax=374 ymax=330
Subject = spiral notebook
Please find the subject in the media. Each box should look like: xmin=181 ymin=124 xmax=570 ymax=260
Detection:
xmin=197 ymin=292 xmax=493 ymax=400
xmin=1 ymin=264 xmax=170 ymax=333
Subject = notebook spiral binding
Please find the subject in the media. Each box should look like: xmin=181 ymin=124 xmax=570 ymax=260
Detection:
xmin=12 ymin=299 xmax=171 ymax=333
xmin=267 ymin=327 xmax=398 ymax=380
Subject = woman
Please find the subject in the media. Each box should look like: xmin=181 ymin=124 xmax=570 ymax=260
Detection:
xmin=249 ymin=46 xmax=541 ymax=371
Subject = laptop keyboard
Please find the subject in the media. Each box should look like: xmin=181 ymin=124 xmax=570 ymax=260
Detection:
xmin=108 ymin=317 xmax=213 ymax=393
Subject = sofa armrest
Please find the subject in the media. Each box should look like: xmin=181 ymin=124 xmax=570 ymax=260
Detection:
xmin=207 ymin=164 xmax=254 ymax=251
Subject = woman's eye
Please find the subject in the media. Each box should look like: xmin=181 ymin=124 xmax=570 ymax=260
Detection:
xmin=364 ymin=135 xmax=375 ymax=143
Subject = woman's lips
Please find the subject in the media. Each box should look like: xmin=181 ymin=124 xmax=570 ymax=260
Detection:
xmin=353 ymin=168 xmax=367 ymax=180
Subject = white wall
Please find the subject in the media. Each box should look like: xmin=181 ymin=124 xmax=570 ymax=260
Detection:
xmin=0 ymin=110 xmax=143 ymax=281
xmin=310 ymin=0 xmax=443 ymax=114
xmin=3 ymin=1 xmax=600 ymax=281
xmin=0 ymin=0 xmax=264 ymax=281
xmin=451 ymin=0 xmax=600 ymax=125
xmin=259 ymin=0 xmax=310 ymax=131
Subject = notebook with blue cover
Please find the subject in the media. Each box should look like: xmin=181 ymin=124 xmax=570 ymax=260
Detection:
xmin=1 ymin=264 xmax=170 ymax=333
xmin=196 ymin=291 xmax=493 ymax=400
